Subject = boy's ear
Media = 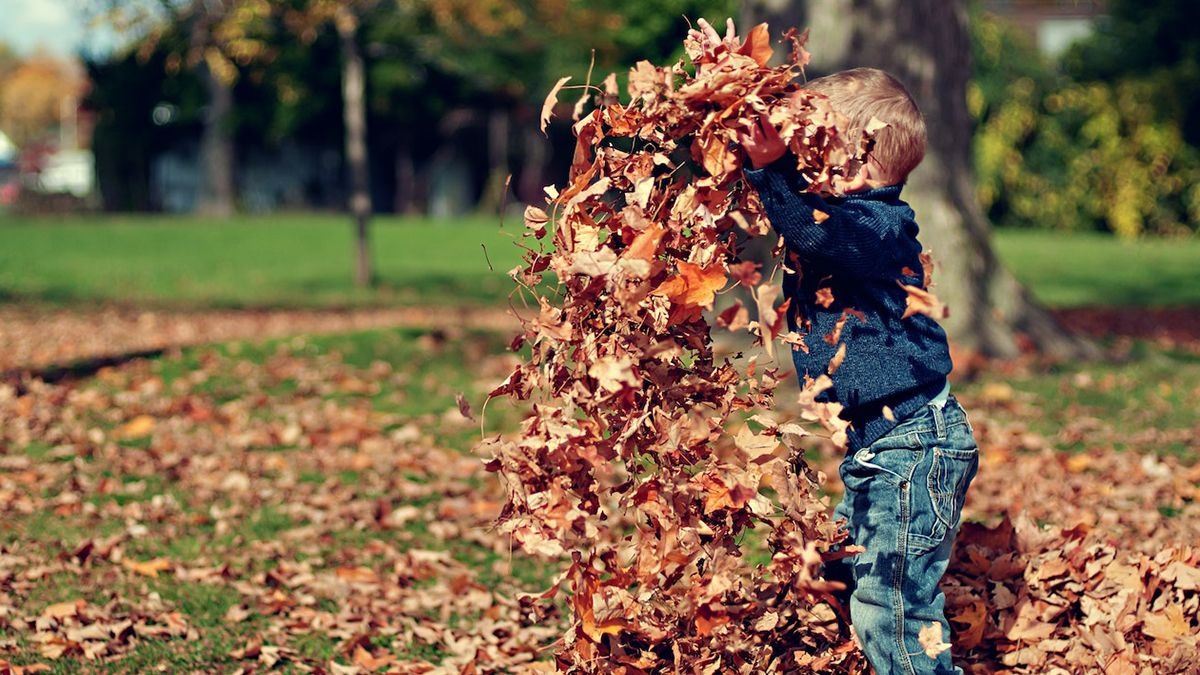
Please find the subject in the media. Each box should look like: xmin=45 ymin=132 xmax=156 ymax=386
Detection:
xmin=834 ymin=165 xmax=871 ymax=194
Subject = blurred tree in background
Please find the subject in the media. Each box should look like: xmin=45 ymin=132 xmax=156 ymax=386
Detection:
xmin=77 ymin=0 xmax=1199 ymax=244
xmin=0 ymin=55 xmax=83 ymax=148
xmin=86 ymin=0 xmax=735 ymax=216
xmin=971 ymin=0 xmax=1200 ymax=238
xmin=93 ymin=0 xmax=275 ymax=216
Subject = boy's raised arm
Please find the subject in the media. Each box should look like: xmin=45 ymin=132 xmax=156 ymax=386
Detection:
xmin=744 ymin=160 xmax=915 ymax=279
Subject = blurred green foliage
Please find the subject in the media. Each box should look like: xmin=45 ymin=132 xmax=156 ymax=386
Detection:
xmin=970 ymin=2 xmax=1200 ymax=238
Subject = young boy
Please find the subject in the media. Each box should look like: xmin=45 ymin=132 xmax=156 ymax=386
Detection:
xmin=739 ymin=66 xmax=980 ymax=674
xmin=683 ymin=18 xmax=982 ymax=670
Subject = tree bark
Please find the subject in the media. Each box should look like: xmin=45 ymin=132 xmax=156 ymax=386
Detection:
xmin=191 ymin=7 xmax=236 ymax=218
xmin=337 ymin=8 xmax=373 ymax=288
xmin=747 ymin=0 xmax=1096 ymax=359
xmin=395 ymin=139 xmax=417 ymax=215
xmin=478 ymin=107 xmax=511 ymax=213
xmin=518 ymin=123 xmax=549 ymax=206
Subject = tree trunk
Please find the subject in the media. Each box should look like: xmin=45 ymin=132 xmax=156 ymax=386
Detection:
xmin=478 ymin=107 xmax=510 ymax=213
xmin=338 ymin=8 xmax=373 ymax=288
xmin=518 ymin=123 xmax=549 ymax=206
xmin=192 ymin=16 xmax=236 ymax=218
xmin=395 ymin=139 xmax=417 ymax=215
xmin=748 ymin=0 xmax=1096 ymax=360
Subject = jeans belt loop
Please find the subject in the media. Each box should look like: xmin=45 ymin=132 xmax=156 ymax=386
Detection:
xmin=931 ymin=400 xmax=947 ymax=440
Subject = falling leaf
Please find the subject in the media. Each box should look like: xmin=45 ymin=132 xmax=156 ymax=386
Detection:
xmin=623 ymin=223 xmax=665 ymax=261
xmin=455 ymin=393 xmax=475 ymax=421
xmin=736 ymin=23 xmax=774 ymax=67
xmin=587 ymin=355 xmax=639 ymax=393
xmin=827 ymin=343 xmax=847 ymax=375
xmin=717 ymin=302 xmax=750 ymax=332
xmin=899 ymin=283 xmax=949 ymax=320
xmin=652 ymin=261 xmax=727 ymax=311
xmin=917 ymin=622 xmax=950 ymax=658
xmin=814 ymin=287 xmax=835 ymax=308
xmin=540 ymin=76 xmax=572 ymax=134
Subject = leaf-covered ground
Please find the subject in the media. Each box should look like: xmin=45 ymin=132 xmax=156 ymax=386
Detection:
xmin=1 ymin=314 xmax=1197 ymax=673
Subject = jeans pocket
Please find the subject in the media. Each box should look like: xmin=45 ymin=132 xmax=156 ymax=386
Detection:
xmin=909 ymin=443 xmax=978 ymax=554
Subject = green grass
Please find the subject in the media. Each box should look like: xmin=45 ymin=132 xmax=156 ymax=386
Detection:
xmin=0 ymin=326 xmax=552 ymax=671
xmin=3 ymin=314 xmax=1196 ymax=670
xmin=959 ymin=343 xmax=1200 ymax=462
xmin=992 ymin=229 xmax=1200 ymax=308
xmin=0 ymin=213 xmax=528 ymax=308
xmin=3 ymin=215 xmax=1198 ymax=310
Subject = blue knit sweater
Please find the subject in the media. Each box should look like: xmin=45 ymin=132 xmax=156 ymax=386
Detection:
xmin=744 ymin=161 xmax=953 ymax=450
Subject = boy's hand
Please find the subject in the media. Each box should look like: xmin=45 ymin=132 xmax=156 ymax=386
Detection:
xmin=738 ymin=113 xmax=787 ymax=169
xmin=687 ymin=17 xmax=738 ymax=61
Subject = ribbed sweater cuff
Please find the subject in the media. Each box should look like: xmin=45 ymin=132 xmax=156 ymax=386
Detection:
xmin=743 ymin=162 xmax=795 ymax=196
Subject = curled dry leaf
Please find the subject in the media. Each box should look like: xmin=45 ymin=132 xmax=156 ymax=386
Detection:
xmin=540 ymin=76 xmax=572 ymax=134
xmin=918 ymin=622 xmax=952 ymax=658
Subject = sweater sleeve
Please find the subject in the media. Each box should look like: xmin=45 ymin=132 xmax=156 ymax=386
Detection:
xmin=744 ymin=162 xmax=913 ymax=279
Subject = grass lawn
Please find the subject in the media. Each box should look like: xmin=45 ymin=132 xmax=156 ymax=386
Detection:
xmin=0 ymin=214 xmax=528 ymax=308
xmin=1 ymin=321 xmax=1196 ymax=670
xmin=991 ymin=229 xmax=1200 ymax=308
xmin=2 ymin=213 xmax=1198 ymax=309
xmin=0 ymin=328 xmax=554 ymax=672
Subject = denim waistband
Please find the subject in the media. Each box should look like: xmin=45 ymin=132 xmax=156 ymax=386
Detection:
xmin=844 ymin=379 xmax=951 ymax=451
xmin=894 ymin=395 xmax=970 ymax=440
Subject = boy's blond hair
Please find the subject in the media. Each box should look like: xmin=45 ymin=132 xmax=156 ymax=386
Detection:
xmin=804 ymin=67 xmax=926 ymax=185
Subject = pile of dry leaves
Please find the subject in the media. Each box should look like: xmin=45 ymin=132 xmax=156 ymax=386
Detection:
xmin=940 ymin=413 xmax=1200 ymax=673
xmin=485 ymin=24 xmax=885 ymax=674
xmin=484 ymin=22 xmax=1200 ymax=674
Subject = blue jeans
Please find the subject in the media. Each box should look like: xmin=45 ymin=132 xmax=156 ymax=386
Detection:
xmin=829 ymin=396 xmax=978 ymax=674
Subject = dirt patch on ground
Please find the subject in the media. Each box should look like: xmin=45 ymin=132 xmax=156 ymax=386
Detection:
xmin=2 ymin=305 xmax=1198 ymax=375
xmin=1053 ymin=307 xmax=1200 ymax=352
xmin=0 ymin=305 xmax=521 ymax=373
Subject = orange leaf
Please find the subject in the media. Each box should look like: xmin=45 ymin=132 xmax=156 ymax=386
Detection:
xmin=335 ymin=566 xmax=379 ymax=584
xmin=737 ymin=23 xmax=774 ymax=67
xmin=41 ymin=599 xmax=85 ymax=620
xmin=948 ymin=599 xmax=988 ymax=650
xmin=652 ymin=261 xmax=726 ymax=310
xmin=699 ymin=131 xmax=739 ymax=177
xmin=352 ymin=646 xmax=395 ymax=670
xmin=899 ymin=283 xmax=948 ymax=320
xmin=701 ymin=473 xmax=757 ymax=513
xmin=122 ymin=558 xmax=172 ymax=578
xmin=115 ymin=415 xmax=155 ymax=439
xmin=814 ymin=287 xmax=835 ymax=308
xmin=623 ymin=223 xmax=665 ymax=261
xmin=695 ymin=604 xmax=732 ymax=636
xmin=1142 ymin=603 xmax=1190 ymax=642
